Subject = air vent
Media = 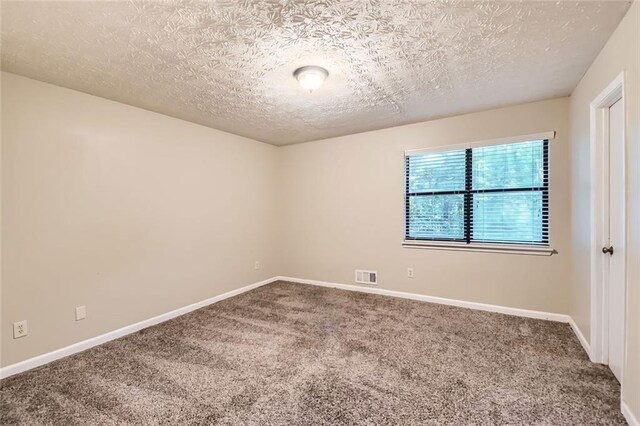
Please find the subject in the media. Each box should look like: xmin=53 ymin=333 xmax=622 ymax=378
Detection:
xmin=355 ymin=269 xmax=377 ymax=285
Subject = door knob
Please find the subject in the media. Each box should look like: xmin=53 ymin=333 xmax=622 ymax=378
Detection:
xmin=602 ymin=246 xmax=614 ymax=255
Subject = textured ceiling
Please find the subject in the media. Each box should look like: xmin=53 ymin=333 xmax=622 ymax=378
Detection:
xmin=1 ymin=1 xmax=632 ymax=145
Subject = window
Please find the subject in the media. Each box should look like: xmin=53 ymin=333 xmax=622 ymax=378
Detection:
xmin=404 ymin=139 xmax=549 ymax=246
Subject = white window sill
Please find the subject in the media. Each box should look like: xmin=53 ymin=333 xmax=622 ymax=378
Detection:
xmin=402 ymin=241 xmax=557 ymax=256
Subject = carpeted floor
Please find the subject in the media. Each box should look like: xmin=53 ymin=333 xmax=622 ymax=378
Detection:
xmin=0 ymin=281 xmax=626 ymax=425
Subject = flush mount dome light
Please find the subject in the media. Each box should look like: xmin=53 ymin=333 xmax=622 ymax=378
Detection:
xmin=294 ymin=66 xmax=328 ymax=93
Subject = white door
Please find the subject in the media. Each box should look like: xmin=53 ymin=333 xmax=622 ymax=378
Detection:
xmin=606 ymin=98 xmax=625 ymax=382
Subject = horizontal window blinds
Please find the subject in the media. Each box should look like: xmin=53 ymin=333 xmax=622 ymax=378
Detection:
xmin=405 ymin=140 xmax=549 ymax=245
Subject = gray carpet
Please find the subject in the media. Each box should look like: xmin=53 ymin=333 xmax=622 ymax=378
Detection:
xmin=0 ymin=281 xmax=626 ymax=425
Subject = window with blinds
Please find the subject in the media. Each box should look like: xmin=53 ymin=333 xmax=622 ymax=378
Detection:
xmin=405 ymin=140 xmax=549 ymax=246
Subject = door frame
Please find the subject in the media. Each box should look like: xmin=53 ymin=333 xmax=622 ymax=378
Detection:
xmin=589 ymin=71 xmax=626 ymax=374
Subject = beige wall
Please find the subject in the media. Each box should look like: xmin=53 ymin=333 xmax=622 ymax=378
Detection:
xmin=1 ymin=75 xmax=573 ymax=369
xmin=569 ymin=1 xmax=639 ymax=419
xmin=279 ymin=98 xmax=571 ymax=314
xmin=1 ymin=72 xmax=281 ymax=367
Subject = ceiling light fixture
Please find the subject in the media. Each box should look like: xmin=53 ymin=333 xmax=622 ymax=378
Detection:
xmin=294 ymin=66 xmax=328 ymax=93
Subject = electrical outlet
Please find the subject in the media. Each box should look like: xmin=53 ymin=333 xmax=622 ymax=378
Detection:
xmin=254 ymin=261 xmax=260 ymax=270
xmin=76 ymin=306 xmax=86 ymax=321
xmin=407 ymin=268 xmax=414 ymax=278
xmin=13 ymin=320 xmax=28 ymax=339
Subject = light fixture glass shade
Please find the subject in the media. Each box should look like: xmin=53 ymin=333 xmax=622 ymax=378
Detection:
xmin=294 ymin=66 xmax=328 ymax=92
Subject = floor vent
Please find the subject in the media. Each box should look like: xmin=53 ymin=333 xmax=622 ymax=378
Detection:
xmin=355 ymin=270 xmax=377 ymax=285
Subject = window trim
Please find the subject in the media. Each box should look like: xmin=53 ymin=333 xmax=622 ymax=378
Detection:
xmin=403 ymin=132 xmax=556 ymax=255
xmin=404 ymin=131 xmax=555 ymax=155
xmin=401 ymin=240 xmax=557 ymax=256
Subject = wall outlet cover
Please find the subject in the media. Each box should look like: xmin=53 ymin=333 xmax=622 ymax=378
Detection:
xmin=13 ymin=320 xmax=28 ymax=339
xmin=75 ymin=306 xmax=86 ymax=321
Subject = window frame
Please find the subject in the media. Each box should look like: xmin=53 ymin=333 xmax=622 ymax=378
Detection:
xmin=402 ymin=133 xmax=556 ymax=256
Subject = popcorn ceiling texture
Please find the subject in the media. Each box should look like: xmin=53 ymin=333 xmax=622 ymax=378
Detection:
xmin=0 ymin=1 xmax=632 ymax=145
xmin=0 ymin=282 xmax=626 ymax=425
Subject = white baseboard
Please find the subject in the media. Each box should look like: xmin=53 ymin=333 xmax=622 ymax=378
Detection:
xmin=623 ymin=400 xmax=640 ymax=426
xmin=0 ymin=276 xmax=279 ymax=380
xmin=0 ymin=275 xmax=594 ymax=384
xmin=278 ymin=276 xmax=571 ymax=323
xmin=568 ymin=317 xmax=592 ymax=359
